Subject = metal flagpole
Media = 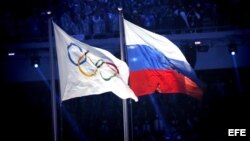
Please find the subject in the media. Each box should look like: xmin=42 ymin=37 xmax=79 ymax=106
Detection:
xmin=118 ymin=7 xmax=129 ymax=141
xmin=48 ymin=18 xmax=58 ymax=141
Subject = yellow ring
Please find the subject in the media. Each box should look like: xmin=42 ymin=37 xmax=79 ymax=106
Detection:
xmin=77 ymin=53 xmax=97 ymax=77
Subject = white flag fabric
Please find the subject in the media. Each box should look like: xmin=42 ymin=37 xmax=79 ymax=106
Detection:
xmin=53 ymin=22 xmax=138 ymax=102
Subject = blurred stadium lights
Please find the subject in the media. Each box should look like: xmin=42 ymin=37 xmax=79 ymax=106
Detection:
xmin=31 ymin=55 xmax=40 ymax=68
xmin=194 ymin=40 xmax=209 ymax=52
xmin=227 ymin=42 xmax=237 ymax=56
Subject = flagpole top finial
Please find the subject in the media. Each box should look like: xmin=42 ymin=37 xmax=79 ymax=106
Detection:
xmin=118 ymin=7 xmax=123 ymax=11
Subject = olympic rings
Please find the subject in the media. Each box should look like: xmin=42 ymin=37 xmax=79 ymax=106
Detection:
xmin=68 ymin=43 xmax=87 ymax=66
xmin=67 ymin=43 xmax=119 ymax=81
xmin=99 ymin=62 xmax=119 ymax=81
xmin=77 ymin=52 xmax=97 ymax=77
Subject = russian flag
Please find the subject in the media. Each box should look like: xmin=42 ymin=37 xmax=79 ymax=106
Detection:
xmin=124 ymin=19 xmax=203 ymax=99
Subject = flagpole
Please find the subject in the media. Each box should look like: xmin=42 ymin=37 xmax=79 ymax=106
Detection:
xmin=48 ymin=18 xmax=58 ymax=141
xmin=118 ymin=7 xmax=129 ymax=141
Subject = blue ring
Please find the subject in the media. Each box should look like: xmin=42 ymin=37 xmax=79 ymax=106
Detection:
xmin=67 ymin=43 xmax=87 ymax=66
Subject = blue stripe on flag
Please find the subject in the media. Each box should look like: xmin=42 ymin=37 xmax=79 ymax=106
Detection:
xmin=127 ymin=44 xmax=203 ymax=88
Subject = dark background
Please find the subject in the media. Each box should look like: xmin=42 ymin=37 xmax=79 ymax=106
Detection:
xmin=1 ymin=0 xmax=249 ymax=141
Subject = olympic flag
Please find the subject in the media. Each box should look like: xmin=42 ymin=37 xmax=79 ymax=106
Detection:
xmin=53 ymin=22 xmax=138 ymax=102
xmin=124 ymin=19 xmax=203 ymax=99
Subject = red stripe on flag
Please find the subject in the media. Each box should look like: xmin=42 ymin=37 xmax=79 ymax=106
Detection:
xmin=129 ymin=69 xmax=202 ymax=99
